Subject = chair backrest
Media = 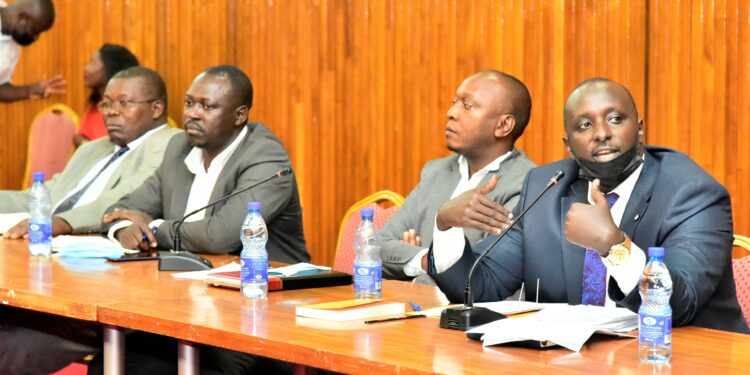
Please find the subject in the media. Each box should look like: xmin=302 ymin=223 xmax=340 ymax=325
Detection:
xmin=22 ymin=104 xmax=79 ymax=188
xmin=732 ymin=234 xmax=750 ymax=327
xmin=333 ymin=190 xmax=405 ymax=273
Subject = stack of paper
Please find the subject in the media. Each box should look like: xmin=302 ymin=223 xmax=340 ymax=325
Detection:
xmin=467 ymin=304 xmax=637 ymax=352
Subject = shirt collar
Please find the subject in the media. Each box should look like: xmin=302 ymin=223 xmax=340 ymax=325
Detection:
xmin=184 ymin=125 xmax=248 ymax=175
xmin=114 ymin=124 xmax=167 ymax=154
xmin=457 ymin=149 xmax=514 ymax=180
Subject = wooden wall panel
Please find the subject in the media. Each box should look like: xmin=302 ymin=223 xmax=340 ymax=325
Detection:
xmin=648 ymin=0 xmax=750 ymax=258
xmin=0 ymin=0 xmax=747 ymax=264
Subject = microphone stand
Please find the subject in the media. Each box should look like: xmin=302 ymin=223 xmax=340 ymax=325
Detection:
xmin=439 ymin=170 xmax=565 ymax=330
xmin=158 ymin=167 xmax=293 ymax=271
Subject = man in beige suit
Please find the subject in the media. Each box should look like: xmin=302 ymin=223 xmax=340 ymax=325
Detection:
xmin=0 ymin=66 xmax=180 ymax=240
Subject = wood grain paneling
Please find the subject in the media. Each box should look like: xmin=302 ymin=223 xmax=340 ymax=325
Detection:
xmin=1 ymin=0 xmax=748 ymax=264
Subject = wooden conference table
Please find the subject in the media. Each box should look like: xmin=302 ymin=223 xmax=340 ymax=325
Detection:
xmin=1 ymin=240 xmax=750 ymax=374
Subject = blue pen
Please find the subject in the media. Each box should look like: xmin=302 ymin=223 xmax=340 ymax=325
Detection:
xmin=408 ymin=301 xmax=421 ymax=312
xmin=141 ymin=226 xmax=158 ymax=242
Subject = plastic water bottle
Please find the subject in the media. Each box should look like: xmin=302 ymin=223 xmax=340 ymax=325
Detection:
xmin=28 ymin=172 xmax=52 ymax=256
xmin=240 ymin=202 xmax=268 ymax=299
xmin=353 ymin=207 xmax=382 ymax=299
xmin=638 ymin=247 xmax=673 ymax=364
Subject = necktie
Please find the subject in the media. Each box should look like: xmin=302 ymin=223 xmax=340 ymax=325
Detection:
xmin=580 ymin=192 xmax=619 ymax=306
xmin=53 ymin=146 xmax=130 ymax=215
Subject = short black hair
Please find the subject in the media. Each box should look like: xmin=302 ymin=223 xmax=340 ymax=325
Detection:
xmin=202 ymin=65 xmax=254 ymax=109
xmin=29 ymin=0 xmax=55 ymax=31
xmin=89 ymin=44 xmax=140 ymax=105
xmin=111 ymin=66 xmax=168 ymax=112
xmin=475 ymin=70 xmax=532 ymax=140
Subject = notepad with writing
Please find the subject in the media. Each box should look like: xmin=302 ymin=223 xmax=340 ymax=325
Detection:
xmin=295 ymin=299 xmax=406 ymax=321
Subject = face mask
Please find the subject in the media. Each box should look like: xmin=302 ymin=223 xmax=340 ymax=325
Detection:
xmin=12 ymin=32 xmax=36 ymax=46
xmin=575 ymin=145 xmax=643 ymax=192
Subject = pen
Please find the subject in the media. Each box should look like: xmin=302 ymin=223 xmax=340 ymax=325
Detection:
xmin=408 ymin=300 xmax=421 ymax=311
xmin=364 ymin=314 xmax=427 ymax=324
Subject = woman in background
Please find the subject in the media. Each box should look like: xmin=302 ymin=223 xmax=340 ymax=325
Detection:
xmin=75 ymin=44 xmax=139 ymax=146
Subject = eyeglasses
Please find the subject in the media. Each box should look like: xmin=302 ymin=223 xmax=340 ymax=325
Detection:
xmin=98 ymin=98 xmax=158 ymax=112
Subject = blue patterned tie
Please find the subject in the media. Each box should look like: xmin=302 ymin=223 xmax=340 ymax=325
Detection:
xmin=581 ymin=193 xmax=619 ymax=306
xmin=53 ymin=146 xmax=130 ymax=214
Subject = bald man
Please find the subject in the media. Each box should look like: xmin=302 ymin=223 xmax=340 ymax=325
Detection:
xmin=378 ymin=70 xmax=536 ymax=282
xmin=0 ymin=0 xmax=65 ymax=102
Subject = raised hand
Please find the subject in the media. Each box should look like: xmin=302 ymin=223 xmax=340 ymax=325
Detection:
xmin=436 ymin=174 xmax=513 ymax=235
xmin=29 ymin=75 xmax=66 ymax=99
xmin=564 ymin=179 xmax=623 ymax=255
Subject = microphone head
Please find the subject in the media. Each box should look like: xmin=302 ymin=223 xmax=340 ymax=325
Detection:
xmin=278 ymin=167 xmax=293 ymax=177
xmin=552 ymin=170 xmax=564 ymax=183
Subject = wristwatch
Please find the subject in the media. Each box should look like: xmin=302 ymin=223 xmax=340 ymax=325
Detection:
xmin=604 ymin=232 xmax=631 ymax=266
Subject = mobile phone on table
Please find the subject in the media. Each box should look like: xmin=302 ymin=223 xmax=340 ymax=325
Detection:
xmin=108 ymin=252 xmax=160 ymax=262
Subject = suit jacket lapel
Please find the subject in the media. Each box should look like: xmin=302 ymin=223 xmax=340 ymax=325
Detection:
xmin=561 ymin=177 xmax=588 ymax=305
xmin=620 ymin=151 xmax=657 ymax=237
xmin=206 ymin=130 xmax=250 ymax=216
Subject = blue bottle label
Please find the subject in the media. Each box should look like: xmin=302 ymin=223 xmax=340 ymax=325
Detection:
xmin=639 ymin=313 xmax=672 ymax=345
xmin=28 ymin=220 xmax=51 ymax=245
xmin=353 ymin=264 xmax=382 ymax=291
xmin=241 ymin=256 xmax=268 ymax=283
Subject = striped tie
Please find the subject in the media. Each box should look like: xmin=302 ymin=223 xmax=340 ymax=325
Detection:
xmin=53 ymin=146 xmax=130 ymax=215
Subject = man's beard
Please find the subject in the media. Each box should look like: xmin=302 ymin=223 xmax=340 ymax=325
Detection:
xmin=574 ymin=144 xmax=643 ymax=192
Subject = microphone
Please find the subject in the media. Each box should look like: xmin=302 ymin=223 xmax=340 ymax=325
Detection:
xmin=158 ymin=167 xmax=293 ymax=271
xmin=439 ymin=170 xmax=565 ymax=330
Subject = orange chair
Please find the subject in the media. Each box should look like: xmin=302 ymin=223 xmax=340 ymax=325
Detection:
xmin=22 ymin=104 xmax=79 ymax=188
xmin=333 ymin=190 xmax=405 ymax=273
xmin=732 ymin=234 xmax=750 ymax=326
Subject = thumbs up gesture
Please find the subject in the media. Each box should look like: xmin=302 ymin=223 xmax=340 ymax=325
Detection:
xmin=564 ymin=179 xmax=624 ymax=255
xmin=436 ymin=174 xmax=513 ymax=235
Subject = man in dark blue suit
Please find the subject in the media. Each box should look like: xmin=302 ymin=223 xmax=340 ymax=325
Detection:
xmin=426 ymin=78 xmax=749 ymax=333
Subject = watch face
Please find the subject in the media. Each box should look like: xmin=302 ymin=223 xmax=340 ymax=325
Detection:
xmin=608 ymin=246 xmax=629 ymax=265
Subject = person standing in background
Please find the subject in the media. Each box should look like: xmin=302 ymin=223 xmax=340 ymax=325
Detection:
xmin=76 ymin=44 xmax=140 ymax=146
xmin=0 ymin=0 xmax=65 ymax=102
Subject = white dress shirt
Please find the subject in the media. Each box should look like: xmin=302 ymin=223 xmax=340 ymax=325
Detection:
xmin=402 ymin=150 xmax=514 ymax=277
xmin=432 ymin=161 xmax=647 ymax=307
xmin=0 ymin=2 xmax=22 ymax=85
xmin=53 ymin=125 xmax=168 ymax=213
xmin=180 ymin=125 xmax=248 ymax=221
xmin=108 ymin=126 xmax=248 ymax=242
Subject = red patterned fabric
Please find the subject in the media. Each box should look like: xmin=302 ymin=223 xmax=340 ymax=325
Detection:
xmin=25 ymin=110 xmax=77 ymax=187
xmin=333 ymin=203 xmax=400 ymax=273
xmin=733 ymin=256 xmax=750 ymax=326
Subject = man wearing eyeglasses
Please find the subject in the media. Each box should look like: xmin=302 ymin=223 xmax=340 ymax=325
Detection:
xmin=0 ymin=66 xmax=180 ymax=240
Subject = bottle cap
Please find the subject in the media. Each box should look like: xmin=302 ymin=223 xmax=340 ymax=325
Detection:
xmin=32 ymin=172 xmax=45 ymax=182
xmin=360 ymin=207 xmax=374 ymax=219
xmin=247 ymin=201 xmax=262 ymax=211
xmin=648 ymin=247 xmax=665 ymax=257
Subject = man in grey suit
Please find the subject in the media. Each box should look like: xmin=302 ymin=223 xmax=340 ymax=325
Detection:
xmin=379 ymin=70 xmax=536 ymax=281
xmin=91 ymin=65 xmax=307 ymax=374
xmin=1 ymin=66 xmax=180 ymax=238
xmin=0 ymin=66 xmax=180 ymax=375
xmin=103 ymin=65 xmax=308 ymax=264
